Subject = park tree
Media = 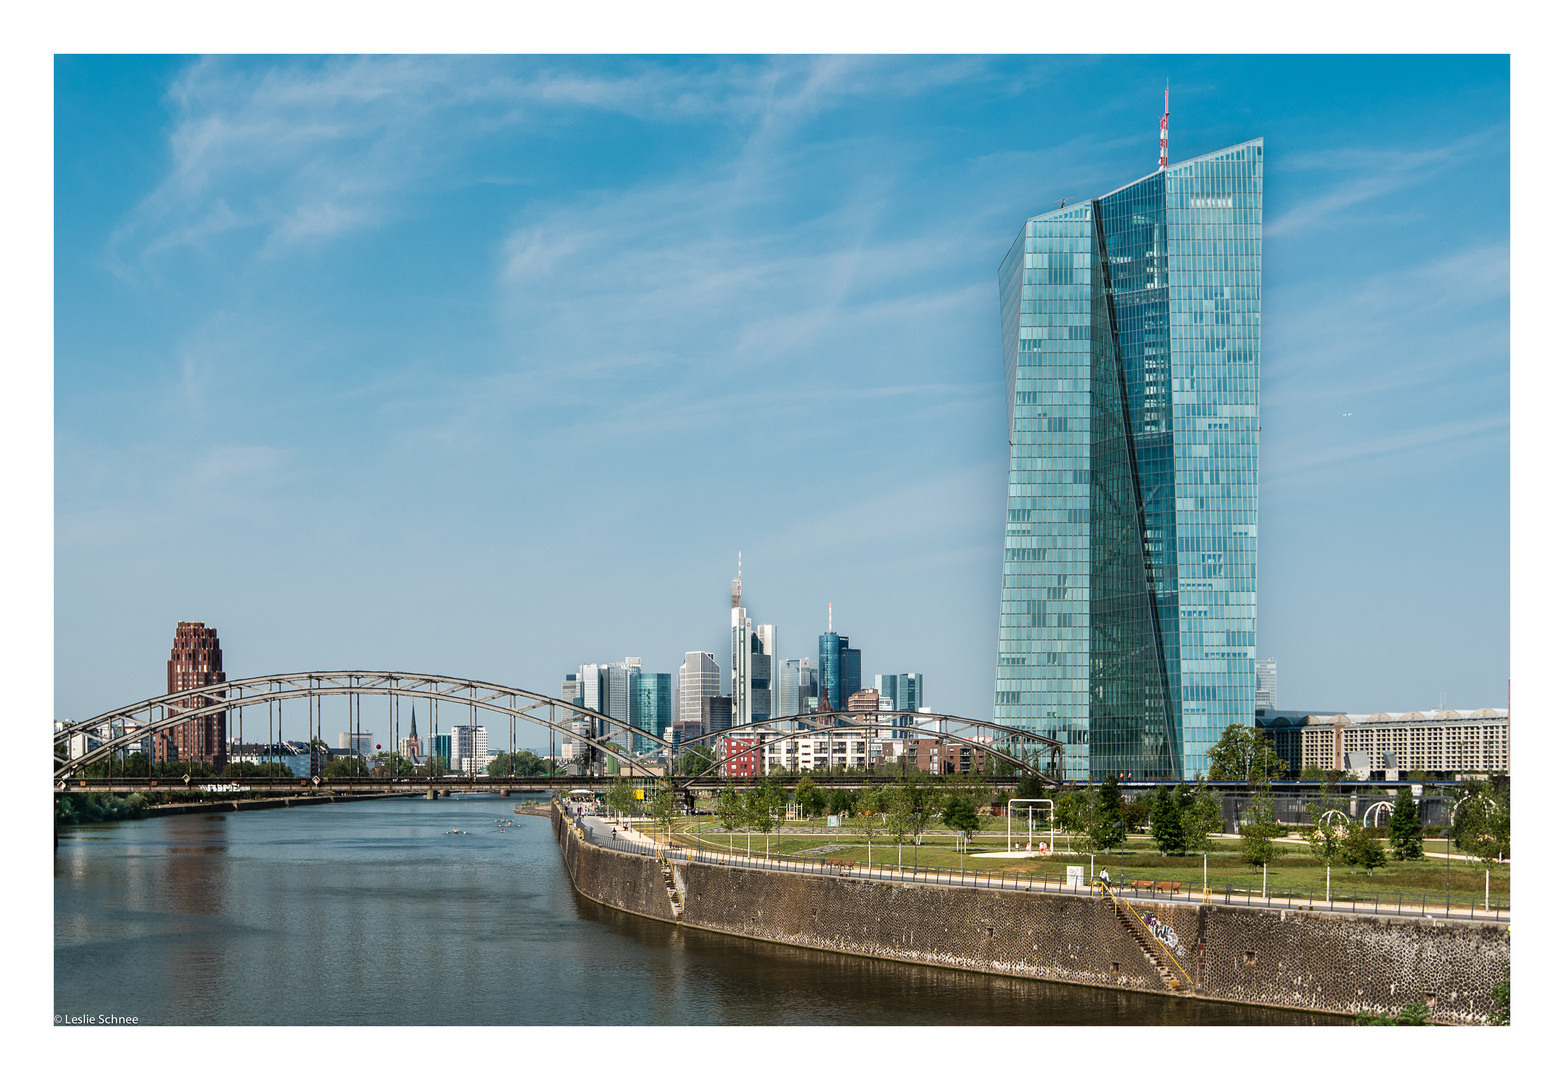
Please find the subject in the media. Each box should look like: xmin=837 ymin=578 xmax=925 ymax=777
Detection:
xmin=1306 ymin=789 xmax=1349 ymax=866
xmin=1452 ymin=780 xmax=1510 ymax=863
xmin=1149 ymin=784 xmax=1200 ymax=855
xmin=1387 ymin=786 xmax=1424 ymax=860
xmin=853 ymin=786 xmax=886 ymax=864
xmin=896 ymin=778 xmax=936 ymax=855
xmin=1148 ymin=787 xmax=1181 ymax=855
xmin=716 ymin=783 xmax=746 ymax=844
xmin=1206 ymin=724 xmax=1289 ymax=783
xmin=1342 ymin=819 xmax=1387 ymax=874
xmin=826 ymin=787 xmax=858 ymax=817
xmin=1239 ymin=786 xmax=1283 ymax=868
xmin=605 ymin=777 xmax=635 ymax=822
xmin=1181 ymin=780 xmax=1223 ymax=855
xmin=649 ymin=786 xmax=679 ymax=845
xmin=1123 ymin=790 xmax=1152 ymax=835
xmin=792 ymin=776 xmax=825 ymax=819
xmin=676 ymin=743 xmax=716 ymax=777
xmin=1016 ymin=771 xmax=1047 ymax=801
xmin=746 ymin=779 xmax=785 ymax=855
xmin=1053 ymin=788 xmax=1091 ymax=853
xmin=1087 ymin=775 xmax=1127 ymax=852
xmin=424 ymin=754 xmax=448 ymax=778
xmin=884 ymin=786 xmax=916 ymax=865
xmin=940 ymin=794 xmax=980 ymax=846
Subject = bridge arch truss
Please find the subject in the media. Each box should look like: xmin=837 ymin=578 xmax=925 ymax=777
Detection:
xmin=54 ymin=671 xmax=674 ymax=782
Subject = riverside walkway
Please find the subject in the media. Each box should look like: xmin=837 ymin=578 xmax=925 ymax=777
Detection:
xmin=564 ymin=808 xmax=1508 ymax=924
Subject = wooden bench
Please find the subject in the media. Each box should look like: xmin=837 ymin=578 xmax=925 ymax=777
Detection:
xmin=824 ymin=859 xmax=857 ymax=870
xmin=1156 ymin=881 xmax=1181 ymax=894
xmin=1131 ymin=880 xmax=1157 ymax=890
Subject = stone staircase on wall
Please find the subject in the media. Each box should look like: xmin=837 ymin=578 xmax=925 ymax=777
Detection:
xmin=1111 ymin=898 xmax=1191 ymax=993
xmin=659 ymin=858 xmax=685 ymax=921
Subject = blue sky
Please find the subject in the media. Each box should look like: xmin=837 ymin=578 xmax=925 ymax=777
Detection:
xmin=53 ymin=54 xmax=1509 ymax=738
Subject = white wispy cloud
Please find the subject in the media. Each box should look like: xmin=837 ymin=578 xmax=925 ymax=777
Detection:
xmin=1266 ymin=240 xmax=1509 ymax=406
xmin=1267 ymin=128 xmax=1505 ymax=238
xmin=1264 ymin=412 xmax=1509 ymax=488
xmin=108 ymin=55 xmax=993 ymax=273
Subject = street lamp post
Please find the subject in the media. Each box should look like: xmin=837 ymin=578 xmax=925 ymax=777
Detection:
xmin=1120 ymin=810 xmax=1126 ymax=887
xmin=1445 ymin=828 xmax=1451 ymax=915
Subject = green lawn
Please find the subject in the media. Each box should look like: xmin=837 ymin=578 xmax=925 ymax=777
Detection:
xmin=676 ymin=821 xmax=1508 ymax=904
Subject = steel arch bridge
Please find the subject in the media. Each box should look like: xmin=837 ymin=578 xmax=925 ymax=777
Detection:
xmin=678 ymin=711 xmax=1064 ymax=785
xmin=54 ymin=671 xmax=1064 ymax=789
xmin=53 ymin=670 xmax=674 ymax=783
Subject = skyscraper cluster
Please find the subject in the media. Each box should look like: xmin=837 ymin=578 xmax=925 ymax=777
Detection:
xmin=558 ymin=657 xmax=674 ymax=769
xmin=557 ymin=565 xmax=926 ymax=773
xmin=993 ymin=125 xmax=1262 ymax=782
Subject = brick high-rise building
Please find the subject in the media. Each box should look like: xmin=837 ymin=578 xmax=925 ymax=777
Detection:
xmin=160 ymin=621 xmax=228 ymax=771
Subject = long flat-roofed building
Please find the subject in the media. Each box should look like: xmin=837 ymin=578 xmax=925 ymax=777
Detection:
xmin=1299 ymin=709 xmax=1508 ymax=776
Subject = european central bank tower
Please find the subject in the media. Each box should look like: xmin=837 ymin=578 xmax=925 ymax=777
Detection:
xmin=995 ymin=138 xmax=1262 ymax=782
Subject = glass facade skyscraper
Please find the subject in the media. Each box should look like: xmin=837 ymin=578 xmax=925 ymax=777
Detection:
xmin=632 ymin=671 xmax=673 ymax=755
xmin=818 ymin=631 xmax=861 ymax=712
xmin=994 ymin=139 xmax=1262 ymax=782
xmin=874 ymin=673 xmax=924 ymax=726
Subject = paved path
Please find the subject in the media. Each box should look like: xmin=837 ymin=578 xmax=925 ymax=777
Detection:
xmin=554 ymin=809 xmax=1507 ymax=924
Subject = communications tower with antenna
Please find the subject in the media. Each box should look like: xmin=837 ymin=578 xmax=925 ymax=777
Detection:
xmin=1158 ymin=84 xmax=1170 ymax=171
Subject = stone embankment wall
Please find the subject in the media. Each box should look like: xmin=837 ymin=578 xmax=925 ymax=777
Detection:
xmin=552 ymin=806 xmax=1507 ymax=1023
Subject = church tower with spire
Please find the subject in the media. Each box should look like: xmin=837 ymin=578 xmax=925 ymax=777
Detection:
xmin=401 ymin=704 xmax=423 ymax=762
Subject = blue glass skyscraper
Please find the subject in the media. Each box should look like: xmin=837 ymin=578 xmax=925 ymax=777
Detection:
xmin=631 ymin=671 xmax=673 ymax=756
xmin=818 ymin=631 xmax=861 ymax=712
xmin=994 ymin=139 xmax=1262 ymax=782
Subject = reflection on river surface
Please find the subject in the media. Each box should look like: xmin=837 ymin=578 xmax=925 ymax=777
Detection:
xmin=55 ymin=796 xmax=1343 ymax=1025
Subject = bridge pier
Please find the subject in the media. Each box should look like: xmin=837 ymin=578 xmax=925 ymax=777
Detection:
xmin=426 ymin=788 xmax=438 ymax=800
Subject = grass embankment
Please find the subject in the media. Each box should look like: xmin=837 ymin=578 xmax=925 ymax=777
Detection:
xmin=668 ymin=820 xmax=1509 ymax=904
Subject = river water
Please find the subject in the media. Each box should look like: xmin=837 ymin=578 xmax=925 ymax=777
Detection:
xmin=55 ymin=796 xmax=1338 ymax=1025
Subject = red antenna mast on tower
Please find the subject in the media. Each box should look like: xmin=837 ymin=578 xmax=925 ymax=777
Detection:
xmin=1158 ymin=84 xmax=1170 ymax=172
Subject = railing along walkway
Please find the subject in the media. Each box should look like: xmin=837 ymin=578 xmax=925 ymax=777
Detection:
xmin=559 ymin=806 xmax=1508 ymax=924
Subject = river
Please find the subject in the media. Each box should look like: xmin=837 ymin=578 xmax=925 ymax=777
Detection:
xmin=55 ymin=795 xmax=1341 ymax=1025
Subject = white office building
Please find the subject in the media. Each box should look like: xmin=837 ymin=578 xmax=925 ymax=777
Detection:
xmin=338 ymin=731 xmax=374 ymax=756
xmin=450 ymin=723 xmax=489 ymax=774
xmin=763 ymin=733 xmax=868 ymax=772
xmin=1257 ymin=658 xmax=1278 ymax=711
xmin=578 ymin=663 xmax=607 ymax=716
xmin=678 ymin=651 xmax=720 ymax=728
xmin=605 ymin=657 xmax=642 ymax=746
